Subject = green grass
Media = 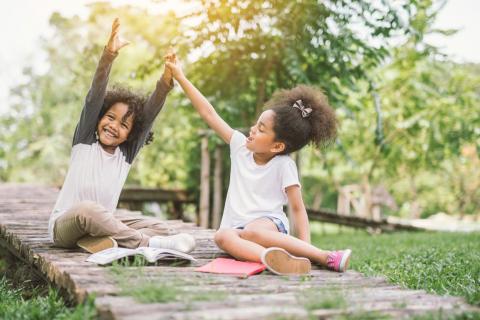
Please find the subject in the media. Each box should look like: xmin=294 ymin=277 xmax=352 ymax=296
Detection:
xmin=298 ymin=287 xmax=347 ymax=311
xmin=0 ymin=249 xmax=97 ymax=320
xmin=109 ymin=264 xmax=227 ymax=304
xmin=411 ymin=311 xmax=480 ymax=320
xmin=127 ymin=282 xmax=180 ymax=303
xmin=120 ymin=278 xmax=227 ymax=304
xmin=0 ymin=276 xmax=96 ymax=320
xmin=297 ymin=287 xmax=394 ymax=320
xmin=311 ymin=225 xmax=480 ymax=306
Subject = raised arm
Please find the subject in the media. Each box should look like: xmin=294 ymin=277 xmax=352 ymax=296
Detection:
xmin=126 ymin=63 xmax=174 ymax=159
xmin=141 ymin=50 xmax=175 ymax=126
xmin=74 ymin=18 xmax=129 ymax=145
xmin=84 ymin=18 xmax=130 ymax=110
xmin=166 ymin=58 xmax=233 ymax=144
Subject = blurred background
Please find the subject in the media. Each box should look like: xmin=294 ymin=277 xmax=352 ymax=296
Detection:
xmin=0 ymin=0 xmax=479 ymax=222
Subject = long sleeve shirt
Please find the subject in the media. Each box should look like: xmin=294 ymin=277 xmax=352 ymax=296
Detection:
xmin=48 ymin=48 xmax=173 ymax=241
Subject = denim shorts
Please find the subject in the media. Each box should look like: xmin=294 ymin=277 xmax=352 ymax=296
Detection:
xmin=236 ymin=216 xmax=288 ymax=234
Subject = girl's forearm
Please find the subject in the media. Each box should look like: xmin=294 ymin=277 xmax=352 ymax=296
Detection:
xmin=86 ymin=48 xmax=117 ymax=106
xmin=176 ymin=75 xmax=218 ymax=120
xmin=175 ymin=74 xmax=233 ymax=143
xmin=294 ymin=210 xmax=311 ymax=243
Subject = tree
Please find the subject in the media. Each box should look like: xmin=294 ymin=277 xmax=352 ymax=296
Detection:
xmin=2 ymin=1 xmax=478 ymax=218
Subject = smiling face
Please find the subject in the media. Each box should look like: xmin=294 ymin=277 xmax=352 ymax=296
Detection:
xmin=96 ymin=102 xmax=134 ymax=153
xmin=246 ymin=109 xmax=285 ymax=155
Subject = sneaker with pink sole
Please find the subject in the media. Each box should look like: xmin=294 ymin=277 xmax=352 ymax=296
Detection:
xmin=326 ymin=249 xmax=351 ymax=272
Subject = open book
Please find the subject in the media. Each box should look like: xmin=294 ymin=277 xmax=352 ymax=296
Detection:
xmin=86 ymin=247 xmax=196 ymax=265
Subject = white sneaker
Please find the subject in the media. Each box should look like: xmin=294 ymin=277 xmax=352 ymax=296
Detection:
xmin=148 ymin=233 xmax=196 ymax=253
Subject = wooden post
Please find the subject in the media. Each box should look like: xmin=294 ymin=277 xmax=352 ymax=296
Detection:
xmin=337 ymin=188 xmax=349 ymax=216
xmin=199 ymin=136 xmax=210 ymax=228
xmin=212 ymin=146 xmax=223 ymax=229
xmin=171 ymin=201 xmax=183 ymax=220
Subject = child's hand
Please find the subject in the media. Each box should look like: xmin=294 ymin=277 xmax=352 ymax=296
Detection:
xmin=165 ymin=54 xmax=185 ymax=81
xmin=162 ymin=47 xmax=175 ymax=85
xmin=106 ymin=18 xmax=130 ymax=53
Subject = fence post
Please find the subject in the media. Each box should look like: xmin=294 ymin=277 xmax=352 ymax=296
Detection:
xmin=199 ymin=136 xmax=210 ymax=228
xmin=212 ymin=146 xmax=223 ymax=229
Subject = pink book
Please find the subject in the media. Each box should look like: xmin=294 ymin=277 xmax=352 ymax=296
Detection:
xmin=195 ymin=258 xmax=266 ymax=277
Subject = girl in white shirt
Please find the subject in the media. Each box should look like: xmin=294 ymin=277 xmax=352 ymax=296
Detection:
xmin=166 ymin=57 xmax=351 ymax=275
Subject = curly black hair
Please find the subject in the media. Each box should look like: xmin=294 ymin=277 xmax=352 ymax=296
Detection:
xmin=98 ymin=86 xmax=154 ymax=146
xmin=265 ymin=85 xmax=337 ymax=155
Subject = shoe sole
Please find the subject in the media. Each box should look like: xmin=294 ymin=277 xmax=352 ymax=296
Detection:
xmin=339 ymin=249 xmax=352 ymax=272
xmin=77 ymin=235 xmax=117 ymax=253
xmin=261 ymin=247 xmax=311 ymax=276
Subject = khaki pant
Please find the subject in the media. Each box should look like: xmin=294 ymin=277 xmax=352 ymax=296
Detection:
xmin=53 ymin=201 xmax=167 ymax=249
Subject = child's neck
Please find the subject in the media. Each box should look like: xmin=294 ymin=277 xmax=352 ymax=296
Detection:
xmin=253 ymin=152 xmax=276 ymax=165
xmin=99 ymin=143 xmax=117 ymax=154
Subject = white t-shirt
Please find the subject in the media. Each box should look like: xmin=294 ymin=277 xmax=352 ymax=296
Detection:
xmin=219 ymin=130 xmax=301 ymax=234
xmin=48 ymin=142 xmax=131 ymax=241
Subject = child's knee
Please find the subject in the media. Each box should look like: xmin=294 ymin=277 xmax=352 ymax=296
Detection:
xmin=72 ymin=201 xmax=107 ymax=223
xmin=214 ymin=229 xmax=236 ymax=248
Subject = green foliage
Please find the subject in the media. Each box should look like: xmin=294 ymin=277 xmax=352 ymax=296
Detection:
xmin=311 ymin=228 xmax=480 ymax=306
xmin=299 ymin=44 xmax=480 ymax=217
xmin=0 ymin=0 xmax=478 ymax=219
xmin=184 ymin=0 xmax=412 ymax=125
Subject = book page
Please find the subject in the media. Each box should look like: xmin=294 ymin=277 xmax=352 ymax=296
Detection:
xmin=136 ymin=247 xmax=196 ymax=262
xmin=87 ymin=247 xmax=197 ymax=265
xmin=135 ymin=247 xmax=160 ymax=263
xmin=154 ymin=248 xmax=197 ymax=262
xmin=86 ymin=247 xmax=138 ymax=265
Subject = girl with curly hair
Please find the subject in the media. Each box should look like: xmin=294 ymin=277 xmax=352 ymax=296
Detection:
xmin=166 ymin=56 xmax=351 ymax=275
xmin=49 ymin=19 xmax=195 ymax=254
